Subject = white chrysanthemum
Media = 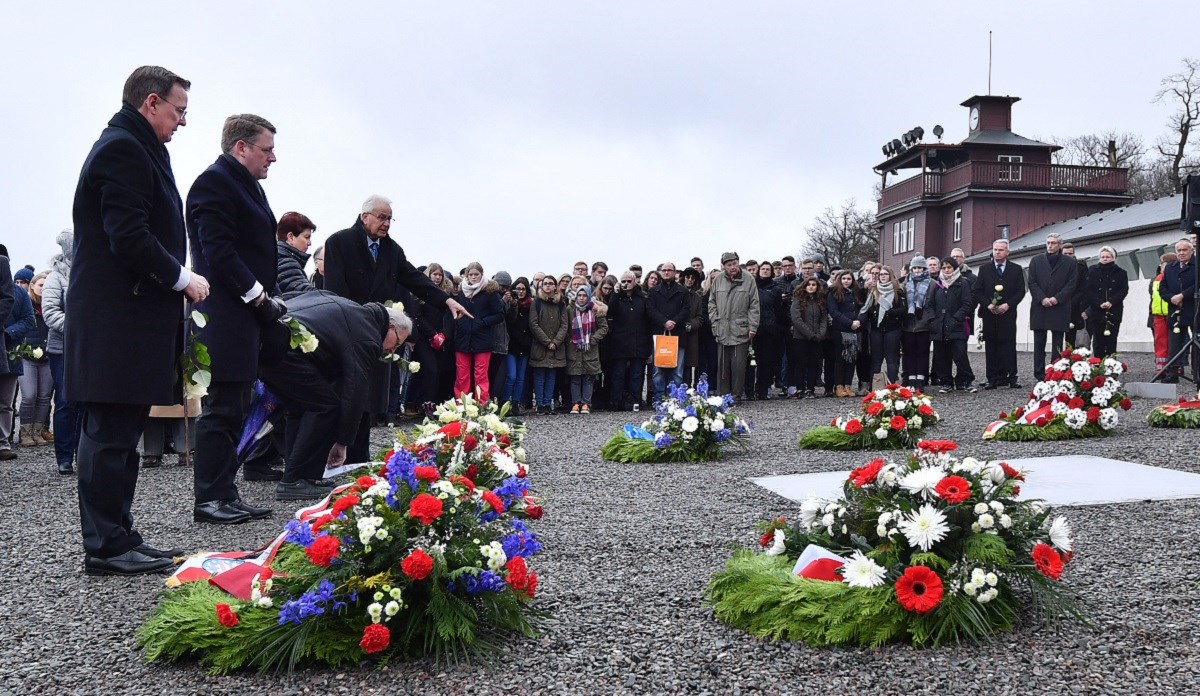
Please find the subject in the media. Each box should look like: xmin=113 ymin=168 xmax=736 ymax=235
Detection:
xmin=973 ymin=502 xmax=989 ymax=514
xmin=899 ymin=504 xmax=950 ymax=551
xmin=821 ymin=512 xmax=835 ymax=528
xmin=971 ymin=567 xmax=986 ymax=583
xmin=977 ymin=587 xmax=999 ymax=604
xmin=901 ymin=467 xmax=945 ymax=499
xmin=1099 ymin=408 xmax=1119 ymax=430
xmin=910 ymin=415 xmax=923 ymax=429
xmin=799 ymin=498 xmax=822 ymax=528
xmin=874 ymin=428 xmax=888 ymax=440
xmin=1048 ymin=516 xmax=1073 ymax=552
xmin=672 ymin=409 xmax=687 ymax=421
xmin=1033 ymin=382 xmax=1053 ymax=399
xmin=989 ymin=500 xmax=1004 ymax=513
xmin=1063 ymin=409 xmax=1087 ymax=429
xmin=765 ymin=529 xmax=786 ymax=556
xmin=985 ymin=572 xmax=999 ymax=586
xmin=999 ymin=514 xmax=1012 ymax=528
xmin=707 ymin=396 xmax=724 ymax=407
xmin=1057 ymin=380 xmax=1077 ymax=397
xmin=842 ymin=551 xmax=887 ymax=588
xmin=878 ymin=511 xmax=893 ymax=525
xmin=1053 ymin=358 xmax=1071 ymax=371
xmin=977 ymin=513 xmax=995 ymax=529
xmin=874 ymin=389 xmax=889 ymax=399
xmin=1050 ymin=400 xmax=1068 ymax=416
xmin=1071 ymin=362 xmax=1092 ymax=381
xmin=894 ymin=400 xmax=908 ymax=411
xmin=384 ymin=600 xmax=400 ymax=617
xmin=681 ymin=416 xmax=699 ymax=433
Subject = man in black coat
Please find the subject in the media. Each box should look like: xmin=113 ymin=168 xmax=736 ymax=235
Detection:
xmin=187 ymin=114 xmax=286 ymax=524
xmin=1159 ymin=239 xmax=1197 ymax=381
xmin=1061 ymin=242 xmax=1090 ymax=350
xmin=68 ymin=66 xmax=211 ymax=576
xmin=258 ymin=292 xmax=411 ymax=499
xmin=323 ymin=195 xmax=466 ymax=462
xmin=0 ymin=250 xmax=15 ymax=462
xmin=974 ymin=239 xmax=1026 ymax=389
xmin=606 ymin=271 xmax=651 ymax=410
xmin=1027 ymin=233 xmax=1078 ymax=381
xmin=647 ymin=261 xmax=690 ymax=398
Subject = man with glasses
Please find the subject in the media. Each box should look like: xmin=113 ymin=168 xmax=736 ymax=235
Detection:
xmin=187 ymin=114 xmax=288 ymax=521
xmin=647 ymin=261 xmax=689 ymax=399
xmin=69 ymin=66 xmax=211 ymax=576
xmin=1028 ymin=232 xmax=1078 ymax=380
xmin=323 ymin=195 xmax=468 ymax=463
xmin=1159 ymin=239 xmax=1197 ymax=382
xmin=605 ymin=272 xmax=651 ymax=410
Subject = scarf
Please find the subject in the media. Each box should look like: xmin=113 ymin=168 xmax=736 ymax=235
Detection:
xmin=906 ymin=270 xmax=931 ymax=313
xmin=571 ymin=301 xmax=596 ymax=350
xmin=941 ymin=269 xmax=961 ymax=288
xmin=460 ymin=277 xmax=484 ymax=299
xmin=861 ymin=280 xmax=895 ymax=326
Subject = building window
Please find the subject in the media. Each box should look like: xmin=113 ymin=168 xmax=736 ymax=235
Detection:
xmin=953 ymin=209 xmax=962 ymax=242
xmin=907 ymin=217 xmax=916 ymax=252
xmin=998 ymin=155 xmax=1022 ymax=182
xmin=893 ymin=221 xmax=901 ymax=254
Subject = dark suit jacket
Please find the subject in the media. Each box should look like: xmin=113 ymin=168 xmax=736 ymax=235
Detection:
xmin=67 ymin=105 xmax=188 ymax=404
xmin=1028 ymin=252 xmax=1078 ymax=332
xmin=187 ymin=154 xmax=278 ymax=382
xmin=323 ymin=217 xmax=449 ymax=308
xmin=1159 ymin=259 xmax=1197 ymax=329
xmin=974 ymin=260 xmax=1026 ymax=342
xmin=0 ymin=257 xmax=15 ymax=375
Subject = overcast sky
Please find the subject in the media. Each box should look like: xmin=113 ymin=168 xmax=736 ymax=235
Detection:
xmin=1 ymin=1 xmax=1195 ymax=281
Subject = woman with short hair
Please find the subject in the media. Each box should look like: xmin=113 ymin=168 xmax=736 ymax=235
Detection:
xmin=275 ymin=211 xmax=317 ymax=295
xmin=1085 ymin=246 xmax=1129 ymax=359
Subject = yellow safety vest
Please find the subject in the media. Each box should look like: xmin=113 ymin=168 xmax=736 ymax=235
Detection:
xmin=1151 ymin=277 xmax=1170 ymax=316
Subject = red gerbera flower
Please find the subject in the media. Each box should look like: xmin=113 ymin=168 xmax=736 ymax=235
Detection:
xmin=1068 ymin=397 xmax=1084 ymax=410
xmin=917 ymin=440 xmax=957 ymax=453
xmin=356 ymin=475 xmax=377 ymax=490
xmin=894 ymin=565 xmax=944 ymax=614
xmin=889 ymin=415 xmax=907 ymax=430
xmin=331 ymin=494 xmax=360 ymax=517
xmin=918 ymin=404 xmax=934 ymax=417
xmin=898 ymin=387 xmax=913 ymax=399
xmin=934 ymin=475 xmax=972 ymax=504
xmin=866 ymin=401 xmax=885 ymax=417
xmin=306 ymin=535 xmax=340 ymax=567
xmin=414 ymin=465 xmax=440 ymax=482
xmin=310 ymin=513 xmax=334 ymax=531
xmin=1088 ymin=356 xmax=1101 ymax=365
xmin=359 ymin=624 xmax=391 ymax=654
xmin=401 ymin=548 xmax=434 ymax=580
xmin=215 ymin=603 xmax=239 ymax=628
xmin=1031 ymin=542 xmax=1064 ymax=580
xmin=481 ymin=490 xmax=505 ymax=514
xmin=408 ymin=493 xmax=444 ymax=525
xmin=438 ymin=421 xmax=465 ymax=438
xmin=844 ymin=418 xmax=863 ymax=435
xmin=849 ymin=458 xmax=885 ymax=488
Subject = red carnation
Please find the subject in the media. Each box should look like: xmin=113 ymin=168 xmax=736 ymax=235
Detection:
xmin=849 ymin=458 xmax=885 ymax=488
xmin=481 ymin=490 xmax=505 ymax=514
xmin=1094 ymin=376 xmax=1107 ymax=389
xmin=1088 ymin=356 xmax=1101 ymax=365
xmin=999 ymin=462 xmax=1025 ymax=481
xmin=311 ymin=513 xmax=334 ymax=531
xmin=215 ymin=603 xmax=239 ymax=628
xmin=506 ymin=556 xmax=529 ymax=590
xmin=844 ymin=418 xmax=863 ymax=435
xmin=401 ymin=548 xmax=434 ymax=580
xmin=934 ymin=475 xmax=972 ymax=504
xmin=356 ymin=475 xmax=377 ymax=490
xmin=463 ymin=434 xmax=479 ymax=452
xmin=498 ymin=434 xmax=511 ymax=446
xmin=1013 ymin=406 xmax=1024 ymax=418
xmin=894 ymin=566 xmax=944 ymax=614
xmin=331 ymin=494 xmax=360 ymax=517
xmin=359 ymin=624 xmax=391 ymax=654
xmin=1086 ymin=406 xmax=1100 ymax=423
xmin=524 ymin=503 xmax=544 ymax=519
xmin=898 ymin=387 xmax=913 ymax=399
xmin=464 ymin=464 xmax=479 ymax=481
xmin=917 ymin=439 xmax=957 ymax=453
xmin=1120 ymin=398 xmax=1132 ymax=411
xmin=918 ymin=404 xmax=934 ymax=417
xmin=759 ymin=531 xmax=773 ymax=547
xmin=1031 ymin=543 xmax=1064 ymax=580
xmin=889 ymin=415 xmax=907 ymax=430
xmin=306 ymin=535 xmax=340 ymax=567
xmin=1068 ymin=397 xmax=1084 ymax=410
xmin=438 ymin=421 xmax=465 ymax=438
xmin=450 ymin=474 xmax=476 ymax=494
xmin=866 ymin=401 xmax=885 ymax=417
xmin=1055 ymin=393 xmax=1070 ymax=404
xmin=524 ymin=570 xmax=538 ymax=598
xmin=414 ymin=465 xmax=440 ymax=482
xmin=408 ymin=493 xmax=444 ymax=525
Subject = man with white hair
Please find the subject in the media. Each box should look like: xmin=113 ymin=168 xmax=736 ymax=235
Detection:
xmin=258 ymin=292 xmax=411 ymax=500
xmin=1027 ymin=232 xmax=1078 ymax=380
xmin=323 ymin=194 xmax=468 ymax=462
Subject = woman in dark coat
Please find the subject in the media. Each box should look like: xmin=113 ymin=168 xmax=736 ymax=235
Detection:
xmin=750 ymin=263 xmax=785 ymax=399
xmin=826 ymin=271 xmax=862 ymax=398
xmin=1084 ymin=246 xmax=1130 ymax=359
xmin=929 ymin=258 xmax=976 ymax=393
xmin=416 ymin=263 xmax=455 ymax=407
xmin=858 ymin=265 xmax=907 ymax=385
xmin=275 ymin=211 xmax=316 ymax=295
xmin=450 ymin=262 xmax=505 ymax=402
xmin=502 ymin=277 xmax=534 ymax=413
xmin=790 ymin=277 xmax=829 ymax=398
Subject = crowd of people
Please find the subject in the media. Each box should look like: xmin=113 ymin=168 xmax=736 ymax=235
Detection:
xmin=10 ymin=65 xmax=1198 ymax=578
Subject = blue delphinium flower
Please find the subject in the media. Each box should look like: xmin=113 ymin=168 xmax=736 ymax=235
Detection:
xmin=284 ymin=519 xmax=316 ymax=548
xmin=502 ymin=519 xmax=543 ymax=558
xmin=653 ymin=432 xmax=676 ymax=449
xmin=479 ymin=570 xmax=506 ymax=593
xmin=478 ymin=500 xmax=500 ymax=524
xmin=696 ymin=375 xmax=710 ymax=397
xmin=462 ymin=573 xmax=480 ymax=594
xmin=494 ymin=476 xmax=529 ymax=504
xmin=385 ymin=448 xmax=420 ymax=492
xmin=276 ymin=578 xmax=343 ymax=625
xmin=714 ymin=428 xmax=731 ymax=442
xmin=684 ymin=404 xmax=697 ymax=418
xmin=722 ymin=394 xmax=735 ymax=408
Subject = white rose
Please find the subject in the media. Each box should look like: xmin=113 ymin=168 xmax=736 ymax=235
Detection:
xmin=32 ymin=347 xmax=44 ymax=359
xmin=299 ymin=335 xmax=319 ymax=353
xmin=874 ymin=428 xmax=888 ymax=440
xmin=707 ymin=396 xmax=724 ymax=407
xmin=408 ymin=361 xmax=421 ymax=374
xmin=672 ymin=409 xmax=687 ymax=421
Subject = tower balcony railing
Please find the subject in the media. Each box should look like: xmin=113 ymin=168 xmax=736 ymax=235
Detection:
xmin=878 ymin=162 xmax=1129 ymax=212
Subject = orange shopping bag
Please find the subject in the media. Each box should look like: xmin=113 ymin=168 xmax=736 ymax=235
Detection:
xmin=654 ymin=333 xmax=679 ymax=368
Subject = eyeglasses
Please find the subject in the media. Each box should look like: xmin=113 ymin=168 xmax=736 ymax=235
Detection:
xmin=155 ymin=94 xmax=187 ymax=117
xmin=369 ymin=212 xmax=393 ymax=223
xmin=242 ymin=140 xmax=275 ymax=156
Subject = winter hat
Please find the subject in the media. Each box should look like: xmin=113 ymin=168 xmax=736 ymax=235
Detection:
xmin=492 ymin=270 xmax=512 ymax=287
xmin=57 ymin=229 xmax=74 ymax=256
xmin=14 ymin=267 xmax=34 ymax=283
xmin=910 ymin=255 xmax=926 ymax=269
xmin=810 ymin=252 xmax=826 ymax=264
xmin=720 ymin=251 xmax=740 ymax=264
xmin=679 ymin=267 xmax=704 ymax=285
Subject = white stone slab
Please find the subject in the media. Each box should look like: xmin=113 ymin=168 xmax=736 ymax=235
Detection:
xmin=1125 ymin=381 xmax=1179 ymax=399
xmin=751 ymin=456 xmax=1200 ymax=507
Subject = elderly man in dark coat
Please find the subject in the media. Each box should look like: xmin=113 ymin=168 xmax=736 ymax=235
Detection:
xmin=1027 ymin=233 xmax=1077 ymax=381
xmin=974 ymin=239 xmax=1026 ymax=389
xmin=1158 ymin=238 xmax=1197 ymax=381
xmin=68 ymin=66 xmax=211 ymax=576
xmin=258 ymin=292 xmax=411 ymax=499
xmin=187 ymin=113 xmax=286 ymax=525
xmin=605 ymin=271 xmax=651 ymax=410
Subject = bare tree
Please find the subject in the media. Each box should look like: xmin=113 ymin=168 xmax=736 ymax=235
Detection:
xmin=1154 ymin=57 xmax=1200 ymax=193
xmin=1127 ymin=158 xmax=1179 ymax=203
xmin=1050 ymin=131 xmax=1145 ymax=168
xmin=801 ymin=199 xmax=878 ymax=270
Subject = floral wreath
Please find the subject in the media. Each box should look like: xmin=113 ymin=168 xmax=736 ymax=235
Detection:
xmin=799 ymin=384 xmax=939 ymax=450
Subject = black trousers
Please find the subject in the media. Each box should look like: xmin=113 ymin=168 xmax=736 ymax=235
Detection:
xmin=77 ymin=402 xmax=151 ymax=557
xmin=750 ymin=329 xmax=783 ymax=398
xmin=608 ymin=357 xmax=646 ymax=409
xmin=193 ymin=381 xmax=253 ymax=504
xmin=261 ymin=355 xmax=341 ymax=482
xmin=1168 ymin=324 xmax=1199 ymax=378
xmin=870 ymin=328 xmax=903 ymax=384
xmin=932 ymin=340 xmax=973 ymax=387
xmin=1033 ymin=330 xmax=1064 ymax=381
xmin=984 ymin=338 xmax=1018 ymax=385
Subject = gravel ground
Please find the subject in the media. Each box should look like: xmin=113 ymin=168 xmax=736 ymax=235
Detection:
xmin=2 ymin=351 xmax=1199 ymax=695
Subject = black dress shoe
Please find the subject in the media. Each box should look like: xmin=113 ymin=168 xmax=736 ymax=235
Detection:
xmin=1009 ymin=382 xmax=1024 ymax=389
xmin=0 ymin=449 xmax=17 ymax=461
xmin=58 ymin=461 xmax=76 ymax=474
xmin=982 ymin=383 xmax=996 ymax=390
xmin=194 ymin=500 xmax=252 ymax=525
xmin=229 ymin=498 xmax=272 ymax=520
xmin=276 ymin=479 xmax=331 ymax=501
xmin=84 ymin=549 xmax=174 ymax=576
xmin=243 ymin=466 xmax=284 ymax=482
xmin=136 ymin=543 xmax=185 ymax=559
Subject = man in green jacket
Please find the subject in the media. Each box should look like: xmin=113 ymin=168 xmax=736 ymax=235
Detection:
xmin=707 ymin=252 xmax=760 ymax=399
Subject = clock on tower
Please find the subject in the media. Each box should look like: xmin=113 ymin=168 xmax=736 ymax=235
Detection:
xmin=969 ymin=106 xmax=980 ymax=131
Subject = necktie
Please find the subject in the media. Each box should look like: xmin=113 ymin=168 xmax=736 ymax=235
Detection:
xmin=996 ymin=264 xmax=1003 ymax=275
xmin=369 ymin=242 xmax=379 ymax=260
